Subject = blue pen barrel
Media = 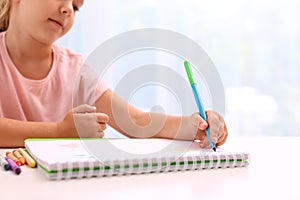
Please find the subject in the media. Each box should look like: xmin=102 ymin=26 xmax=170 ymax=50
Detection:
xmin=191 ymin=84 xmax=216 ymax=150
xmin=191 ymin=84 xmax=207 ymax=121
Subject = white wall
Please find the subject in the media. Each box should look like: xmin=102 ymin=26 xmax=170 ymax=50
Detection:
xmin=57 ymin=0 xmax=300 ymax=137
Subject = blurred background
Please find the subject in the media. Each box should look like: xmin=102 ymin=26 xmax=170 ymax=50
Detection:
xmin=57 ymin=0 xmax=300 ymax=137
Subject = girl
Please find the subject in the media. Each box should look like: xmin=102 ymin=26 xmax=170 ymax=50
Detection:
xmin=0 ymin=0 xmax=228 ymax=147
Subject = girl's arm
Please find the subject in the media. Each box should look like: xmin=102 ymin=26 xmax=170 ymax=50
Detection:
xmin=96 ymin=89 xmax=228 ymax=147
xmin=0 ymin=105 xmax=109 ymax=148
xmin=0 ymin=118 xmax=59 ymax=147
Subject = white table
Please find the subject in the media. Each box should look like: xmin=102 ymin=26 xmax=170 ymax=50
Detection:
xmin=1 ymin=136 xmax=299 ymax=200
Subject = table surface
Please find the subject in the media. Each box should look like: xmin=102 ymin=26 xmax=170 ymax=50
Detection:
xmin=1 ymin=136 xmax=299 ymax=200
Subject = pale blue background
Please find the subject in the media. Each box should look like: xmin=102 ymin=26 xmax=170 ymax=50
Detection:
xmin=57 ymin=0 xmax=300 ymax=137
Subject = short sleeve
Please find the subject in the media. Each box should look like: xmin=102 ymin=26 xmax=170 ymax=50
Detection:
xmin=72 ymin=64 xmax=110 ymax=107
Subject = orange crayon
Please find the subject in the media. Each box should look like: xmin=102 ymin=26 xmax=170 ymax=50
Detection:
xmin=13 ymin=150 xmax=26 ymax=165
xmin=18 ymin=148 xmax=36 ymax=168
xmin=6 ymin=151 xmax=22 ymax=166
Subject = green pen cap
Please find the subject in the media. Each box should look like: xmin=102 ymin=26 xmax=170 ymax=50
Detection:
xmin=184 ymin=60 xmax=196 ymax=85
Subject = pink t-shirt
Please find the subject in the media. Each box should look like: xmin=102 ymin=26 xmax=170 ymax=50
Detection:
xmin=0 ymin=32 xmax=109 ymax=122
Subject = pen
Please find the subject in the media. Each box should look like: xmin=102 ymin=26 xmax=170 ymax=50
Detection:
xmin=0 ymin=154 xmax=11 ymax=171
xmin=184 ymin=60 xmax=216 ymax=152
xmin=5 ymin=157 xmax=21 ymax=175
xmin=18 ymin=148 xmax=36 ymax=168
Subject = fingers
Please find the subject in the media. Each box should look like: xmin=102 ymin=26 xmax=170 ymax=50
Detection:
xmin=196 ymin=114 xmax=208 ymax=131
xmin=72 ymin=105 xmax=109 ymax=138
xmin=193 ymin=111 xmax=213 ymax=148
xmin=199 ymin=135 xmax=209 ymax=148
xmin=72 ymin=104 xmax=96 ymax=113
xmin=96 ymin=113 xmax=109 ymax=123
xmin=97 ymin=130 xmax=105 ymax=138
xmin=96 ymin=113 xmax=109 ymax=133
xmin=216 ymin=123 xmax=228 ymax=147
xmin=87 ymin=113 xmax=109 ymax=134
xmin=195 ymin=110 xmax=228 ymax=148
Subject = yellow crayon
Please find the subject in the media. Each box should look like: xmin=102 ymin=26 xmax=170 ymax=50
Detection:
xmin=6 ymin=151 xmax=22 ymax=166
xmin=13 ymin=150 xmax=26 ymax=165
xmin=18 ymin=148 xmax=36 ymax=168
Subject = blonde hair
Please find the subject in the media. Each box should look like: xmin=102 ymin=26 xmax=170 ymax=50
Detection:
xmin=0 ymin=0 xmax=10 ymax=32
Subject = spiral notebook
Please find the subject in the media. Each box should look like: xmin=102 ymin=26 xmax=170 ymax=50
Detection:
xmin=25 ymin=138 xmax=249 ymax=180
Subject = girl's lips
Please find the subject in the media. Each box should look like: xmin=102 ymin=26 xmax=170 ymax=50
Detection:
xmin=49 ymin=18 xmax=63 ymax=28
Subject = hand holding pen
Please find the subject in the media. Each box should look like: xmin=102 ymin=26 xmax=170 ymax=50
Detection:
xmin=184 ymin=61 xmax=228 ymax=150
xmin=195 ymin=110 xmax=228 ymax=149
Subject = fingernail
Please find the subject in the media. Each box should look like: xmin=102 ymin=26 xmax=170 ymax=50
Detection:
xmin=199 ymin=141 xmax=204 ymax=148
xmin=200 ymin=122 xmax=207 ymax=129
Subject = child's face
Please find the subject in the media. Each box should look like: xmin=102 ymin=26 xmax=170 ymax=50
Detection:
xmin=11 ymin=0 xmax=84 ymax=44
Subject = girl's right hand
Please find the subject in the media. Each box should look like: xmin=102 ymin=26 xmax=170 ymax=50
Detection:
xmin=57 ymin=104 xmax=109 ymax=138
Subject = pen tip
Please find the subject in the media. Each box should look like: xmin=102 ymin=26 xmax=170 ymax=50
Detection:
xmin=213 ymin=147 xmax=216 ymax=152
